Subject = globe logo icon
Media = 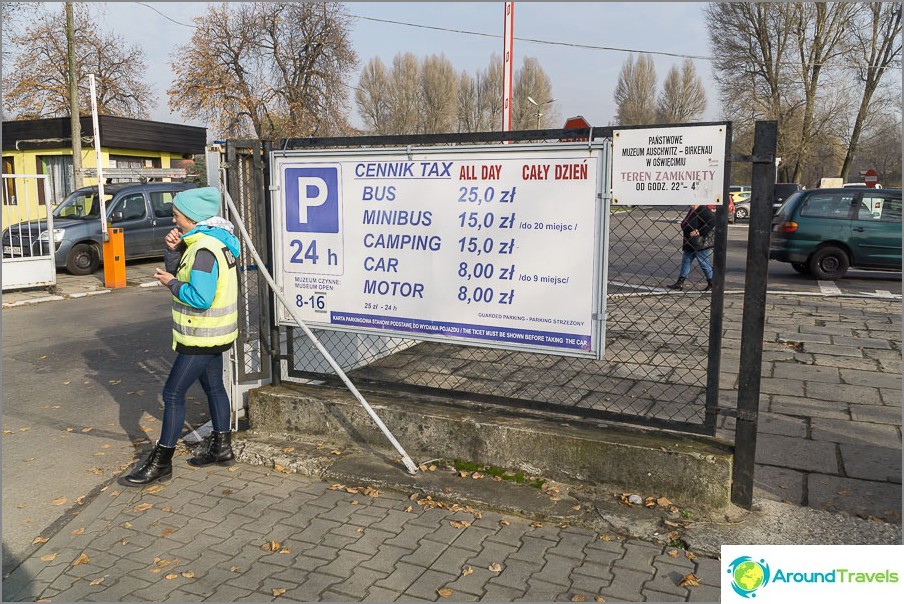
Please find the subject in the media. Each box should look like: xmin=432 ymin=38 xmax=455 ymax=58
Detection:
xmin=727 ymin=556 xmax=770 ymax=598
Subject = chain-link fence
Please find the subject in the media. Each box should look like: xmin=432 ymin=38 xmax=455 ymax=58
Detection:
xmin=226 ymin=130 xmax=727 ymax=436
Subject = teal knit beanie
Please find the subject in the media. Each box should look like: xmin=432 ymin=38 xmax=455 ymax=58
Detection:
xmin=173 ymin=187 xmax=222 ymax=222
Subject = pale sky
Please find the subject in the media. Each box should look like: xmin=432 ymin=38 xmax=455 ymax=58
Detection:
xmin=21 ymin=2 xmax=721 ymax=131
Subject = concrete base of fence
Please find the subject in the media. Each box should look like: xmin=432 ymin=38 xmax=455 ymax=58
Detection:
xmin=245 ymin=383 xmax=734 ymax=511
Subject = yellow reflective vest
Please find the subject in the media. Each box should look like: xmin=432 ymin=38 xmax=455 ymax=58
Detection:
xmin=171 ymin=232 xmax=238 ymax=350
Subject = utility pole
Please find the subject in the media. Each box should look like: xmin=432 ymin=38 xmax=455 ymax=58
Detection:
xmin=66 ymin=2 xmax=83 ymax=189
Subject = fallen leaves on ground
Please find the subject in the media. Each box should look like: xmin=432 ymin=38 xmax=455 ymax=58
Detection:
xmin=229 ymin=566 xmax=240 ymax=572
xmin=678 ymin=573 xmax=701 ymax=587
xmin=132 ymin=503 xmax=153 ymax=513
xmin=51 ymin=497 xmax=67 ymax=506
xmin=40 ymin=553 xmax=58 ymax=562
xmin=71 ymin=553 xmax=90 ymax=567
xmin=145 ymin=485 xmax=165 ymax=494
xmin=32 ymin=537 xmax=49 ymax=544
xmin=181 ymin=571 xmax=195 ymax=578
xmin=88 ymin=576 xmax=106 ymax=585
xmin=499 ymin=519 xmax=510 ymax=526
xmin=272 ymin=588 xmax=287 ymax=597
xmin=71 ymin=528 xmax=85 ymax=535
xmin=436 ymin=588 xmax=454 ymax=598
xmin=489 ymin=563 xmax=503 ymax=573
xmin=570 ymin=595 xmax=588 ymax=602
xmin=462 ymin=566 xmax=474 ymax=577
xmin=449 ymin=520 xmax=471 ymax=529
xmin=685 ymin=551 xmax=698 ymax=561
xmin=165 ymin=573 xmax=179 ymax=580
xmin=261 ymin=540 xmax=281 ymax=552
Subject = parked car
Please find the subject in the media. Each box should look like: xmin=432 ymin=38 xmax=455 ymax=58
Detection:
xmin=769 ymin=187 xmax=902 ymax=279
xmin=731 ymin=191 xmax=752 ymax=219
xmin=1 ymin=181 xmax=196 ymax=275
xmin=730 ymin=185 xmax=750 ymax=194
xmin=843 ymin=182 xmax=883 ymax=189
xmin=772 ymin=183 xmax=805 ymax=212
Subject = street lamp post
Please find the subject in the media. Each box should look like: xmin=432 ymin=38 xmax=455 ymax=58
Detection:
xmin=527 ymin=96 xmax=556 ymax=129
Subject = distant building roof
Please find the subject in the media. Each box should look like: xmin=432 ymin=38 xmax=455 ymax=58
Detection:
xmin=2 ymin=115 xmax=206 ymax=155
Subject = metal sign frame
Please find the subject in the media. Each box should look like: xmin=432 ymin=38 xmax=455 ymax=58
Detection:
xmin=270 ymin=142 xmax=610 ymax=359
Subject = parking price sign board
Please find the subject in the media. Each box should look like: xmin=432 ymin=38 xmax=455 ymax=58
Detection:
xmin=271 ymin=144 xmax=608 ymax=358
xmin=611 ymin=124 xmax=728 ymax=206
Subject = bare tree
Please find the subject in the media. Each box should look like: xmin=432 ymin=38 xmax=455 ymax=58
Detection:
xmin=850 ymin=111 xmax=902 ymax=186
xmin=168 ymin=2 xmax=357 ymax=139
xmin=385 ymin=52 xmax=422 ymax=134
xmin=614 ymin=53 xmax=657 ymax=125
xmin=457 ymin=70 xmax=480 ymax=132
xmin=2 ymin=3 xmax=153 ymax=119
xmin=656 ymin=59 xmax=707 ymax=123
xmin=478 ymin=54 xmax=503 ymax=131
xmin=512 ymin=56 xmax=557 ymax=129
xmin=355 ymin=57 xmax=391 ymax=134
xmin=840 ymin=2 xmax=902 ymax=180
xmin=787 ymin=3 xmax=857 ymax=182
xmin=420 ymin=54 xmax=457 ymax=134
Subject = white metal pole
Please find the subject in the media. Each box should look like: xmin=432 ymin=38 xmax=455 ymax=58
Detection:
xmin=88 ymin=74 xmax=108 ymax=240
xmin=502 ymin=2 xmax=514 ymax=138
xmin=221 ymin=187 xmax=419 ymax=475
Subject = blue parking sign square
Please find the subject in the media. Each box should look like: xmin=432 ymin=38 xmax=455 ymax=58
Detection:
xmin=285 ymin=167 xmax=340 ymax=233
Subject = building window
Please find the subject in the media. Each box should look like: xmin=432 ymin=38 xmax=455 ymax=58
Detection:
xmin=36 ymin=155 xmax=73 ymax=205
xmin=2 ymin=156 xmax=15 ymax=205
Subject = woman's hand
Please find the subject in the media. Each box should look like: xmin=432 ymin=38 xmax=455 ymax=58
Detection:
xmin=164 ymin=228 xmax=182 ymax=251
xmin=154 ymin=267 xmax=175 ymax=286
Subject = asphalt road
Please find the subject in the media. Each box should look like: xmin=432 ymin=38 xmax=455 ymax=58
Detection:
xmin=1 ymin=286 xmax=210 ymax=577
xmin=608 ymin=208 xmax=901 ymax=296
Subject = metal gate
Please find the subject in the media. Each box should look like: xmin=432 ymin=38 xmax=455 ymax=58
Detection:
xmin=1 ymin=174 xmax=57 ymax=291
xmin=224 ymin=126 xmax=730 ymax=436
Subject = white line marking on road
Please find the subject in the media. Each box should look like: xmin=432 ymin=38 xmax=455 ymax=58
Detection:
xmin=139 ymin=281 xmax=161 ymax=288
xmin=874 ymin=290 xmax=895 ymax=298
xmin=818 ymin=280 xmax=842 ymax=295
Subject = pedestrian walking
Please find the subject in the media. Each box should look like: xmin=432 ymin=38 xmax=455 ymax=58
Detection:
xmin=668 ymin=204 xmax=716 ymax=291
xmin=121 ymin=187 xmax=240 ymax=486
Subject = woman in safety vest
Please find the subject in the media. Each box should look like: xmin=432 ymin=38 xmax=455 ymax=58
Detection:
xmin=121 ymin=187 xmax=240 ymax=486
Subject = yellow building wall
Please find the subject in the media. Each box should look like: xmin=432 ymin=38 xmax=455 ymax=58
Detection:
xmin=2 ymin=148 xmax=179 ymax=230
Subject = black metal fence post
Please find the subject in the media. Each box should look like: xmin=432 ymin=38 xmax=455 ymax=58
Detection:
xmin=704 ymin=122 xmax=733 ymax=431
xmin=731 ymin=121 xmax=777 ymax=508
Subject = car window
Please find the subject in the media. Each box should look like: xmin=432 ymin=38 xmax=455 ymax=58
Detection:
xmin=799 ymin=192 xmax=856 ymax=219
xmin=859 ymin=194 xmax=902 ymax=223
xmin=149 ymin=190 xmax=177 ymax=218
xmin=114 ymin=193 xmax=147 ymax=221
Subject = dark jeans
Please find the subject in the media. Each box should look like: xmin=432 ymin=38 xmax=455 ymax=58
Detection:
xmin=158 ymin=352 xmax=230 ymax=447
xmin=679 ymin=247 xmax=714 ymax=280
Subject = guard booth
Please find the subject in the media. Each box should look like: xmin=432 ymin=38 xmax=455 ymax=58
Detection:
xmin=220 ymin=122 xmax=749 ymax=508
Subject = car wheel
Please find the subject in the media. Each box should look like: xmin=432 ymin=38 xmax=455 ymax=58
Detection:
xmin=66 ymin=243 xmax=100 ymax=275
xmin=791 ymin=262 xmax=809 ymax=275
xmin=808 ymin=246 xmax=849 ymax=280
xmin=735 ymin=207 xmax=749 ymax=219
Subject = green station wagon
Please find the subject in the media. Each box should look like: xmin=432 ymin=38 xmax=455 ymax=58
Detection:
xmin=769 ymin=187 xmax=902 ymax=279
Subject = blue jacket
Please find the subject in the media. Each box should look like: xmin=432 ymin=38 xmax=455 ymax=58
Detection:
xmin=164 ymin=226 xmax=241 ymax=309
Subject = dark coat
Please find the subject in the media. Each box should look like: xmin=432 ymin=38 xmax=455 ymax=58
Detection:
xmin=680 ymin=206 xmax=716 ymax=252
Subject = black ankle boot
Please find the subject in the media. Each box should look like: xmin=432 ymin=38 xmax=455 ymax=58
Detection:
xmin=668 ymin=277 xmax=685 ymax=290
xmin=188 ymin=431 xmax=235 ymax=467
xmin=121 ymin=443 xmax=175 ymax=486
xmin=703 ymin=279 xmax=713 ymax=291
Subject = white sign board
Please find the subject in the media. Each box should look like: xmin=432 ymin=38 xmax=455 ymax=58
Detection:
xmin=271 ymin=144 xmax=608 ymax=357
xmin=611 ymin=124 xmax=727 ymax=206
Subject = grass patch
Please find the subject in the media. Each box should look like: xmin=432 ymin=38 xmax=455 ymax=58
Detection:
xmin=450 ymin=459 xmax=545 ymax=489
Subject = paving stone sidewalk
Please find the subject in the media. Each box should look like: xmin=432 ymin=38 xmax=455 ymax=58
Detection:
xmin=2 ymin=461 xmax=720 ymax=603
